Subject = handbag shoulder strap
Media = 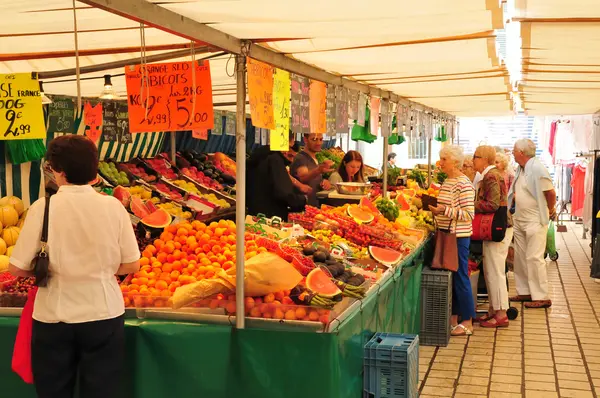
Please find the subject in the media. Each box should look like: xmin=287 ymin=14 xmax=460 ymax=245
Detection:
xmin=41 ymin=196 xmax=50 ymax=245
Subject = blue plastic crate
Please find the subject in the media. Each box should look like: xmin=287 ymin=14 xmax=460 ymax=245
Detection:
xmin=363 ymin=333 xmax=419 ymax=398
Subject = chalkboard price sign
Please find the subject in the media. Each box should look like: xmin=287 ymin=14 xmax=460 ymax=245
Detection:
xmin=212 ymin=110 xmax=223 ymax=136
xmin=117 ymin=103 xmax=132 ymax=144
xmin=0 ymin=73 xmax=46 ymax=140
xmin=225 ymin=111 xmax=236 ymax=136
xmin=47 ymin=96 xmax=76 ymax=134
xmin=335 ymin=86 xmax=349 ymax=134
xmin=102 ymin=101 xmax=118 ymax=142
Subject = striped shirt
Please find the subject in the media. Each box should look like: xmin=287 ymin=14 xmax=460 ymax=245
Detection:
xmin=435 ymin=175 xmax=475 ymax=238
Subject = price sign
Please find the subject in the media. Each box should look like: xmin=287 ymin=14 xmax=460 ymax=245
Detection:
xmin=380 ymin=99 xmax=392 ymax=137
xmin=212 ymin=110 xmax=223 ymax=135
xmin=348 ymin=89 xmax=359 ymax=120
xmin=84 ymin=101 xmax=102 ymax=143
xmin=326 ymin=85 xmax=336 ymax=136
xmin=335 ymin=86 xmax=349 ymax=134
xmin=291 ymin=74 xmax=310 ymax=135
xmin=47 ymin=96 xmax=76 ymax=135
xmin=0 ymin=73 xmax=45 ymax=140
xmin=225 ymin=111 xmax=236 ymax=136
xmin=102 ymin=101 xmax=118 ymax=142
xmin=270 ymin=69 xmax=290 ymax=151
xmin=116 ymin=103 xmax=132 ymax=144
xmin=357 ymin=93 xmax=367 ymax=127
xmin=193 ymin=129 xmax=208 ymax=140
xmin=247 ymin=58 xmax=275 ymax=130
xmin=309 ymin=80 xmax=326 ymax=134
xmin=370 ymin=97 xmax=380 ymax=136
xmin=125 ymin=60 xmax=214 ymax=132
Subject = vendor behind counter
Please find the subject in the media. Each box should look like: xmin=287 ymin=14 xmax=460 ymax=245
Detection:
xmin=328 ymin=150 xmax=366 ymax=185
xmin=291 ymin=133 xmax=334 ymax=206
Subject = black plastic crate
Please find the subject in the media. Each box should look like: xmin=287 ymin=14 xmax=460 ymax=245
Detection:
xmin=420 ymin=267 xmax=452 ymax=347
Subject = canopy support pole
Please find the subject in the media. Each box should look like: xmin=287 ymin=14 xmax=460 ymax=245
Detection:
xmin=382 ymin=137 xmax=389 ymax=196
xmin=427 ymin=137 xmax=432 ymax=188
xmin=234 ymin=54 xmax=247 ymax=329
xmin=170 ymin=133 xmax=176 ymax=164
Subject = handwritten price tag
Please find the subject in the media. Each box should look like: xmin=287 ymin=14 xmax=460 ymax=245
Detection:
xmin=247 ymin=58 xmax=275 ymax=130
xmin=0 ymin=73 xmax=45 ymax=140
xmin=309 ymin=81 xmax=327 ymax=134
xmin=84 ymin=101 xmax=103 ymax=144
xmin=270 ymin=69 xmax=290 ymax=151
xmin=192 ymin=129 xmax=208 ymax=140
xmin=290 ymin=74 xmax=310 ymax=134
xmin=125 ymin=61 xmax=214 ymax=133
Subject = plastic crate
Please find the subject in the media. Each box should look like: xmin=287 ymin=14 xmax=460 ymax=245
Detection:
xmin=363 ymin=333 xmax=419 ymax=398
xmin=420 ymin=267 xmax=452 ymax=347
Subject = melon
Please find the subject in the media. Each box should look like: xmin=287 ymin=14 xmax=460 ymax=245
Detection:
xmin=145 ymin=200 xmax=157 ymax=214
xmin=396 ymin=195 xmax=411 ymax=211
xmin=113 ymin=186 xmax=132 ymax=207
xmin=130 ymin=196 xmax=151 ymax=219
xmin=305 ymin=268 xmax=342 ymax=298
xmin=368 ymin=246 xmax=403 ymax=267
xmin=141 ymin=209 xmax=172 ymax=229
xmin=0 ymin=196 xmax=24 ymax=216
xmin=6 ymin=246 xmax=14 ymax=257
xmin=2 ymin=227 xmax=20 ymax=247
xmin=360 ymin=197 xmax=381 ymax=215
xmin=347 ymin=205 xmax=374 ymax=224
xmin=0 ymin=238 xmax=7 ymax=256
xmin=0 ymin=206 xmax=19 ymax=227
xmin=0 ymin=255 xmax=8 ymax=272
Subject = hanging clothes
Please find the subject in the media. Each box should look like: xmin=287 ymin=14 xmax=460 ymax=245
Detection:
xmin=592 ymin=158 xmax=600 ymax=248
xmin=571 ymin=163 xmax=586 ymax=218
xmin=554 ymin=121 xmax=577 ymax=164
xmin=583 ymin=159 xmax=595 ymax=230
xmin=548 ymin=120 xmax=557 ymax=164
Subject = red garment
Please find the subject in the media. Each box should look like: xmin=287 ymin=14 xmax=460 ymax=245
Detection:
xmin=549 ymin=121 xmax=557 ymax=164
xmin=12 ymin=287 xmax=37 ymax=384
xmin=571 ymin=164 xmax=586 ymax=218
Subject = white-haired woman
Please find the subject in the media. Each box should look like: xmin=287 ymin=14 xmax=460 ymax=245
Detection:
xmin=495 ymin=151 xmax=515 ymax=193
xmin=429 ymin=145 xmax=476 ymax=336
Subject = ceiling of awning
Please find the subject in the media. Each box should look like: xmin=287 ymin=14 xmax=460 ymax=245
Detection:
xmin=516 ymin=0 xmax=600 ymax=115
xmin=0 ymin=0 xmax=515 ymax=117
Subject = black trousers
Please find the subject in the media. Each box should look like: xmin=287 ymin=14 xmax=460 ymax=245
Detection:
xmin=31 ymin=315 xmax=125 ymax=398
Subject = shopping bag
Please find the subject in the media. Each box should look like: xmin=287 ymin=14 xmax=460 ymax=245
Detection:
xmin=546 ymin=221 xmax=557 ymax=256
xmin=12 ymin=286 xmax=38 ymax=384
xmin=591 ymin=236 xmax=600 ymax=279
xmin=431 ymin=230 xmax=459 ymax=272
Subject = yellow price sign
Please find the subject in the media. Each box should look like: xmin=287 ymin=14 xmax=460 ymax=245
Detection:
xmin=0 ymin=73 xmax=46 ymax=140
xmin=270 ymin=69 xmax=290 ymax=151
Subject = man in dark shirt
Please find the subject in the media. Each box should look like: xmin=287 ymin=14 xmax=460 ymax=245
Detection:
xmin=290 ymin=133 xmax=334 ymax=207
xmin=247 ymin=133 xmax=308 ymax=219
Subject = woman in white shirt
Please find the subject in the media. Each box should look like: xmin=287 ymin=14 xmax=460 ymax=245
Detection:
xmin=328 ymin=150 xmax=365 ymax=186
xmin=9 ymin=135 xmax=140 ymax=398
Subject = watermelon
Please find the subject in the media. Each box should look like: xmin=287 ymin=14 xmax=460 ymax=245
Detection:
xmin=305 ymin=268 xmax=342 ymax=298
xmin=145 ymin=200 xmax=158 ymax=214
xmin=113 ymin=186 xmax=131 ymax=207
xmin=368 ymin=246 xmax=403 ymax=267
xmin=141 ymin=209 xmax=172 ymax=229
xmin=130 ymin=196 xmax=151 ymax=218
xmin=396 ymin=195 xmax=411 ymax=211
xmin=360 ymin=197 xmax=381 ymax=215
xmin=401 ymin=189 xmax=416 ymax=198
xmin=347 ymin=205 xmax=374 ymax=224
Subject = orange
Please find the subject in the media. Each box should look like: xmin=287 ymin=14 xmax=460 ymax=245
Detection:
xmin=140 ymin=265 xmax=151 ymax=273
xmin=258 ymin=247 xmax=268 ymax=253
xmin=227 ymin=235 xmax=236 ymax=244
xmin=187 ymin=254 xmax=198 ymax=262
xmin=161 ymin=290 xmax=171 ymax=297
xmin=142 ymin=250 xmax=153 ymax=259
xmin=174 ymin=242 xmax=182 ymax=250
xmin=163 ymin=243 xmax=175 ymax=254
xmin=160 ymin=232 xmax=174 ymax=242
xmin=295 ymin=307 xmax=307 ymax=319
xmin=186 ymin=236 xmax=197 ymax=245
xmin=264 ymin=293 xmax=275 ymax=303
xmin=284 ymin=310 xmax=297 ymax=320
xmin=169 ymin=281 xmax=181 ymax=292
xmin=205 ymin=271 xmax=215 ymax=278
xmin=211 ymin=262 xmax=221 ymax=269
xmin=218 ymin=219 xmax=228 ymax=228
xmin=146 ymin=245 xmax=157 ymax=255
xmin=173 ymin=250 xmax=183 ymax=260
xmin=128 ymin=290 xmax=140 ymax=300
xmin=128 ymin=283 xmax=140 ymax=291
xmin=273 ymin=308 xmax=285 ymax=320
xmin=187 ymin=264 xmax=196 ymax=272
xmin=130 ymin=278 xmax=139 ymax=285
xmin=162 ymin=263 xmax=173 ymax=273
xmin=177 ymin=227 xmax=189 ymax=237
xmin=148 ymin=279 xmax=156 ymax=288
xmin=191 ymin=221 xmax=205 ymax=231
xmin=225 ymin=302 xmax=236 ymax=314
xmin=155 ymin=280 xmax=168 ymax=290
xmin=202 ymin=244 xmax=212 ymax=253
xmin=156 ymin=252 xmax=167 ymax=263
xmin=172 ymin=261 xmax=183 ymax=271
xmin=140 ymin=257 xmax=150 ymax=266
xmin=211 ymin=245 xmax=222 ymax=255
xmin=200 ymin=257 xmax=212 ymax=266
xmin=308 ymin=311 xmax=319 ymax=321
xmin=170 ymin=270 xmax=181 ymax=280
xmin=222 ymin=261 xmax=234 ymax=270
xmin=209 ymin=221 xmax=219 ymax=229
xmin=151 ymin=261 xmax=162 ymax=269
xmin=120 ymin=285 xmax=129 ymax=293
xmin=154 ymin=239 xmax=165 ymax=249
xmin=167 ymin=254 xmax=175 ymax=263
xmin=124 ymin=297 xmax=132 ymax=307
xmin=151 ymin=268 xmax=161 ymax=276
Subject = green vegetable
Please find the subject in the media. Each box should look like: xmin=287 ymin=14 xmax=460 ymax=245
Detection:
xmin=315 ymin=150 xmax=342 ymax=178
xmin=385 ymin=167 xmax=403 ymax=187
xmin=375 ymin=198 xmax=399 ymax=222
xmin=435 ymin=171 xmax=447 ymax=184
xmin=407 ymin=168 xmax=426 ymax=186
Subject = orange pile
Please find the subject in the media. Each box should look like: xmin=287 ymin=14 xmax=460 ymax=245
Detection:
xmin=122 ymin=219 xmax=245 ymax=307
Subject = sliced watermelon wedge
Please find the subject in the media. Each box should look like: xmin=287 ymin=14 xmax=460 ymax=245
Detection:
xmin=130 ymin=196 xmax=151 ymax=219
xmin=306 ymin=268 xmax=342 ymax=298
xmin=368 ymin=246 xmax=403 ymax=267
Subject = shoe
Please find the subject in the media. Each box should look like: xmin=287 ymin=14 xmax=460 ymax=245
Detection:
xmin=509 ymin=295 xmax=532 ymax=302
xmin=480 ymin=316 xmax=509 ymax=328
xmin=475 ymin=313 xmax=494 ymax=323
xmin=451 ymin=324 xmax=473 ymax=336
xmin=524 ymin=300 xmax=552 ymax=308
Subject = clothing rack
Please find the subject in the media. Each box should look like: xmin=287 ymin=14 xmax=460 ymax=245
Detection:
xmin=589 ymin=150 xmax=600 ymax=257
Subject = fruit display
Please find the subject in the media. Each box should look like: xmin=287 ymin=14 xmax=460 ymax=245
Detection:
xmin=0 ymin=276 xmax=35 ymax=307
xmin=99 ymin=161 xmax=131 ymax=186
xmin=145 ymin=158 xmax=178 ymax=180
xmin=368 ymin=246 xmax=403 ymax=267
xmin=181 ymin=167 xmax=224 ymax=191
xmin=213 ymin=152 xmax=237 ymax=179
xmin=156 ymin=202 xmax=194 ymax=220
xmin=374 ymin=198 xmax=399 ymax=222
xmin=172 ymin=179 xmax=201 ymax=194
xmin=152 ymin=181 xmax=184 ymax=201
xmin=0 ymin=196 xmax=27 ymax=268
xmin=194 ymin=192 xmax=232 ymax=210
xmin=178 ymin=151 xmax=236 ymax=186
xmin=121 ymin=162 xmax=158 ymax=183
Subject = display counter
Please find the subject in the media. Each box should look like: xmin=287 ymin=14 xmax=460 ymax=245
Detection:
xmin=0 ymin=238 xmax=430 ymax=398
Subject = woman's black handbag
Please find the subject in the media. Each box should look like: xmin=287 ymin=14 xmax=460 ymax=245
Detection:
xmin=33 ymin=197 xmax=50 ymax=287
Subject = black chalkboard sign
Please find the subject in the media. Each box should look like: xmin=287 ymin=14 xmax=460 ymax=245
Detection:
xmin=225 ymin=111 xmax=236 ymax=136
xmin=326 ymin=85 xmax=336 ymax=136
xmin=212 ymin=110 xmax=223 ymax=136
xmin=47 ymin=96 xmax=76 ymax=134
xmin=348 ymin=89 xmax=359 ymax=120
xmin=102 ymin=101 xmax=118 ymax=142
xmin=335 ymin=86 xmax=349 ymax=134
xmin=290 ymin=74 xmax=303 ymax=134
xmin=116 ymin=103 xmax=132 ymax=144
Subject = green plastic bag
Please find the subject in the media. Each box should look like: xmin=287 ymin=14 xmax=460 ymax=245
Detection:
xmin=546 ymin=221 xmax=556 ymax=256
xmin=434 ymin=125 xmax=448 ymax=142
xmin=387 ymin=115 xmax=405 ymax=145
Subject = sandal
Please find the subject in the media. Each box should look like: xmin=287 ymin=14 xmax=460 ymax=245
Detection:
xmin=480 ymin=316 xmax=509 ymax=328
xmin=475 ymin=313 xmax=494 ymax=323
xmin=509 ymin=295 xmax=532 ymax=302
xmin=524 ymin=300 xmax=552 ymax=309
xmin=451 ymin=324 xmax=473 ymax=336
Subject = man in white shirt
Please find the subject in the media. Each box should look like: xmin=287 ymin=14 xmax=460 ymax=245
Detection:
xmin=508 ymin=139 xmax=557 ymax=308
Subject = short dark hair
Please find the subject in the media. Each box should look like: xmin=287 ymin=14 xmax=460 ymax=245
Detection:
xmin=47 ymin=135 xmax=98 ymax=185
xmin=388 ymin=153 xmax=397 ymax=161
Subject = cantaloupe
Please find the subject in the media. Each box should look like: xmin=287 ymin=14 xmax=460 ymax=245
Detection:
xmin=0 ymin=206 xmax=18 ymax=227
xmin=0 ymin=255 xmax=8 ymax=272
xmin=2 ymin=227 xmax=20 ymax=247
xmin=0 ymin=238 xmax=7 ymax=256
xmin=0 ymin=196 xmax=24 ymax=216
xmin=6 ymin=246 xmax=14 ymax=257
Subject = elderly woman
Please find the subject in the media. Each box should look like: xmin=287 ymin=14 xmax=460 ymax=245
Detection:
xmin=430 ymin=145 xmax=476 ymax=336
xmin=462 ymin=155 xmax=476 ymax=182
xmin=495 ymin=151 xmax=515 ymax=193
xmin=473 ymin=146 xmax=513 ymax=328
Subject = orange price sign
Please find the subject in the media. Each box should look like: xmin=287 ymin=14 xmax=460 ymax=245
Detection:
xmin=125 ymin=60 xmax=214 ymax=132
xmin=246 ymin=58 xmax=275 ymax=130
xmin=309 ymin=81 xmax=326 ymax=134
xmin=84 ymin=101 xmax=103 ymax=144
xmin=192 ymin=128 xmax=208 ymax=140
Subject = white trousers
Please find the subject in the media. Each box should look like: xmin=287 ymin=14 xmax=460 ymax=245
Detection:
xmin=482 ymin=227 xmax=513 ymax=311
xmin=513 ymin=220 xmax=549 ymax=300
